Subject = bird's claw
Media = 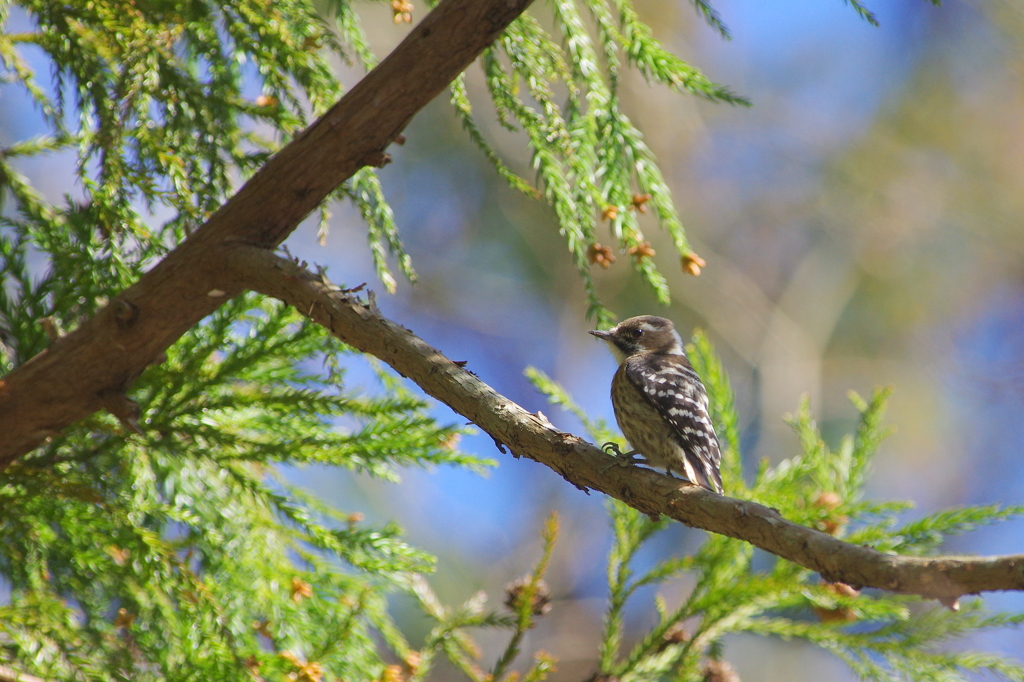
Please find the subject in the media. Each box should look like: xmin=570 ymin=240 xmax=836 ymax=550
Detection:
xmin=601 ymin=441 xmax=624 ymax=457
xmin=600 ymin=442 xmax=646 ymax=472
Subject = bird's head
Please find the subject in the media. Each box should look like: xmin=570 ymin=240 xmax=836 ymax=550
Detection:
xmin=588 ymin=315 xmax=685 ymax=363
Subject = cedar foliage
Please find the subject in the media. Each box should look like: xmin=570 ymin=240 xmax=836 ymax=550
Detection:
xmin=1 ymin=0 xmax=1019 ymax=680
xmin=529 ymin=335 xmax=1024 ymax=682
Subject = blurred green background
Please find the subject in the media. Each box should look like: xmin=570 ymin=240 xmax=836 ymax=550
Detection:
xmin=5 ymin=0 xmax=1024 ymax=678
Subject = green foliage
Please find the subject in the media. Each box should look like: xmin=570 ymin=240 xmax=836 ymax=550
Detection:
xmin=456 ymin=0 xmax=748 ymax=324
xmin=0 ymin=0 xmax=988 ymax=680
xmin=0 ymin=289 xmax=491 ymax=679
xmin=0 ymin=0 xmax=749 ymax=677
xmin=0 ymin=0 xmax=450 ymax=672
xmin=0 ymin=0 xmax=408 ymax=288
xmin=442 ymin=0 xmax=938 ymax=322
xmin=528 ymin=334 xmax=1024 ymax=682
xmin=401 ymin=513 xmax=560 ymax=682
xmin=1 ymin=0 xmax=756 ymax=328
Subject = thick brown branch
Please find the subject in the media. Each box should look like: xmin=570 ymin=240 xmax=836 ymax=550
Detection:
xmin=233 ymin=245 xmax=1024 ymax=605
xmin=0 ymin=0 xmax=534 ymax=465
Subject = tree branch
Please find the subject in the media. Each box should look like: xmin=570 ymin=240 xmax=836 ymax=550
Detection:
xmin=0 ymin=0 xmax=535 ymax=465
xmin=230 ymin=245 xmax=1024 ymax=606
xmin=1 ymin=0 xmax=1020 ymax=611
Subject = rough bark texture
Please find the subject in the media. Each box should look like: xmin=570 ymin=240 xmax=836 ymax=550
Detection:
xmin=232 ymin=246 xmax=1024 ymax=605
xmin=0 ymin=0 xmax=535 ymax=464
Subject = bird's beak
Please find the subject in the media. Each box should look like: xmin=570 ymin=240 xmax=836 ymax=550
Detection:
xmin=589 ymin=329 xmax=612 ymax=340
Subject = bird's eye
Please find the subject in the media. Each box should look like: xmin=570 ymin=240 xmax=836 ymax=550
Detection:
xmin=629 ymin=328 xmax=643 ymax=339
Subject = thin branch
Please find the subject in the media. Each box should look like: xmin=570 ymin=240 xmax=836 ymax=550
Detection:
xmin=0 ymin=0 xmax=535 ymax=465
xmin=230 ymin=245 xmax=1024 ymax=607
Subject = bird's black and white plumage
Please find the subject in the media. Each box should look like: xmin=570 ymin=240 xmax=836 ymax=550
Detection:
xmin=589 ymin=315 xmax=723 ymax=494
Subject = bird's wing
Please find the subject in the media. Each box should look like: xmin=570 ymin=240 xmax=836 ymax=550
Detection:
xmin=623 ymin=355 xmax=723 ymax=493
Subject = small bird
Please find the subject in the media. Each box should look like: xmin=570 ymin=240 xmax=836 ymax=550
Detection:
xmin=589 ymin=315 xmax=723 ymax=494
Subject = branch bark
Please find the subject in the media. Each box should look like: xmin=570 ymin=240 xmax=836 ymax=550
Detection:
xmin=230 ymin=245 xmax=1024 ymax=606
xmin=0 ymin=0 xmax=534 ymax=465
